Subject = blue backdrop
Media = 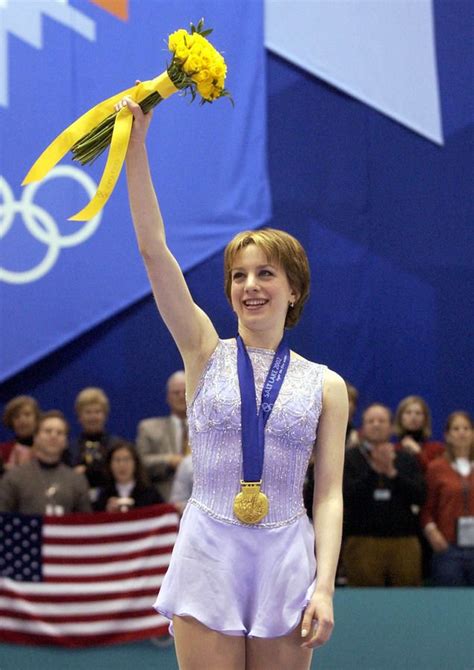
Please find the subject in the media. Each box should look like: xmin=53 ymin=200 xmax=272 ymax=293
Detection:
xmin=0 ymin=0 xmax=270 ymax=380
xmin=0 ymin=0 xmax=472 ymax=441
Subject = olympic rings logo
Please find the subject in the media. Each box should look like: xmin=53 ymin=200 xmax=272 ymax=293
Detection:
xmin=0 ymin=166 xmax=102 ymax=284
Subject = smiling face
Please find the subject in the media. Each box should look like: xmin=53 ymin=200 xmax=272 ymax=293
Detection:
xmin=230 ymin=244 xmax=297 ymax=344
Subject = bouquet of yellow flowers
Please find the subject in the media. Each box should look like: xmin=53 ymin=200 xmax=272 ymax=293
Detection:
xmin=23 ymin=19 xmax=231 ymax=221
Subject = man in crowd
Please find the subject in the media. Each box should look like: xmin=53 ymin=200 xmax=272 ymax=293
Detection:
xmin=342 ymin=403 xmax=426 ymax=586
xmin=0 ymin=410 xmax=91 ymax=514
xmin=136 ymin=371 xmax=189 ymax=501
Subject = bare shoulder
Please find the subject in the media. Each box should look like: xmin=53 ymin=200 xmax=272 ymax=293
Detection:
xmin=323 ymin=368 xmax=346 ymax=390
xmin=322 ymin=368 xmax=348 ymax=411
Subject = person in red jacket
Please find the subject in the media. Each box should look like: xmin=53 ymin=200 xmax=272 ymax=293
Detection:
xmin=394 ymin=395 xmax=444 ymax=472
xmin=0 ymin=395 xmax=41 ymax=474
xmin=421 ymin=411 xmax=474 ymax=586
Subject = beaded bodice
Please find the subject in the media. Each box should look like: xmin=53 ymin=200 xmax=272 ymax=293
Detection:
xmin=187 ymin=339 xmax=325 ymax=527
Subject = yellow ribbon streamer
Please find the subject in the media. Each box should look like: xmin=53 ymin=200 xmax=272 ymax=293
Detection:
xmin=22 ymin=72 xmax=178 ymax=221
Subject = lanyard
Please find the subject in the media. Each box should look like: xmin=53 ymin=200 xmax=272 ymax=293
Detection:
xmin=236 ymin=334 xmax=290 ymax=482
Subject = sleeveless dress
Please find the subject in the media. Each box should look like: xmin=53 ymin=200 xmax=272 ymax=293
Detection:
xmin=154 ymin=339 xmax=326 ymax=638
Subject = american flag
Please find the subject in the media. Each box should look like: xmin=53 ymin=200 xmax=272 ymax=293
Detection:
xmin=0 ymin=504 xmax=179 ymax=647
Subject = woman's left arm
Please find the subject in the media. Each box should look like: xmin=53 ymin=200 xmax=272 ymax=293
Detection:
xmin=301 ymin=369 xmax=348 ymax=649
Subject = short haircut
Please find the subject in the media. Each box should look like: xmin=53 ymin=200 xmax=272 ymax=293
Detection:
xmin=36 ymin=410 xmax=69 ymax=435
xmin=75 ymin=387 xmax=110 ymax=416
xmin=394 ymin=395 xmax=432 ymax=440
xmin=3 ymin=395 xmax=41 ymax=429
xmin=362 ymin=403 xmax=392 ymax=422
xmin=223 ymin=228 xmax=310 ymax=328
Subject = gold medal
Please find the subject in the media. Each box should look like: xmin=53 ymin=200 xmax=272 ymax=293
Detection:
xmin=233 ymin=481 xmax=269 ymax=524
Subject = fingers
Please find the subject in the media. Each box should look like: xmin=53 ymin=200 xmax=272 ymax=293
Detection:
xmin=301 ymin=617 xmax=334 ymax=649
xmin=300 ymin=604 xmax=314 ymax=641
xmin=114 ymin=95 xmax=138 ymax=114
xmin=300 ymin=602 xmax=334 ymax=649
xmin=113 ymin=95 xmax=153 ymax=125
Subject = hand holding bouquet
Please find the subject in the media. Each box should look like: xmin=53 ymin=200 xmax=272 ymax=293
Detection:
xmin=23 ymin=20 xmax=232 ymax=221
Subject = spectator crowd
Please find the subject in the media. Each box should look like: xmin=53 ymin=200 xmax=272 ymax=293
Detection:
xmin=1 ymin=379 xmax=473 ymax=588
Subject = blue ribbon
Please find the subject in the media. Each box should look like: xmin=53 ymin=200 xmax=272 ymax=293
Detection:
xmin=237 ymin=335 xmax=291 ymax=482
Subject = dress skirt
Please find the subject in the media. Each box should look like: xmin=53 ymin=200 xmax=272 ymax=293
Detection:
xmin=154 ymin=502 xmax=316 ymax=638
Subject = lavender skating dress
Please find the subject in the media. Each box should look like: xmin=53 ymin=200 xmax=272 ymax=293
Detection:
xmin=154 ymin=339 xmax=325 ymax=638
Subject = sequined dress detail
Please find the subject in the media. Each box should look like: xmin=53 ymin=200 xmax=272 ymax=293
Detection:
xmin=188 ymin=339 xmax=325 ymax=525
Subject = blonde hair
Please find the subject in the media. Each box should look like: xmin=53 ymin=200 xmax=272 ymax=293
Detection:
xmin=223 ymin=228 xmax=310 ymax=328
xmin=3 ymin=395 xmax=41 ymax=430
xmin=394 ymin=395 xmax=432 ymax=440
xmin=444 ymin=411 xmax=474 ymax=461
xmin=74 ymin=387 xmax=110 ymax=416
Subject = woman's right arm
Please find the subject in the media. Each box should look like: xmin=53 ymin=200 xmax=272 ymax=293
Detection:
xmin=123 ymin=99 xmax=219 ymax=377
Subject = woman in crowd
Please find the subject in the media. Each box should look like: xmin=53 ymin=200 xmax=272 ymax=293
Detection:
xmin=421 ymin=411 xmax=474 ymax=586
xmin=69 ymin=387 xmax=123 ymax=506
xmin=119 ymin=96 xmax=347 ymax=670
xmin=0 ymin=395 xmax=41 ymax=473
xmin=96 ymin=441 xmax=162 ymax=512
xmin=394 ymin=395 xmax=444 ymax=471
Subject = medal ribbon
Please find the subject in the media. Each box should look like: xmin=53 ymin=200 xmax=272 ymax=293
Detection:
xmin=236 ymin=335 xmax=291 ymax=482
xmin=22 ymin=72 xmax=178 ymax=221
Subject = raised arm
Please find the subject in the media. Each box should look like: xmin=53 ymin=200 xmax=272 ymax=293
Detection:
xmin=122 ymin=98 xmax=219 ymax=383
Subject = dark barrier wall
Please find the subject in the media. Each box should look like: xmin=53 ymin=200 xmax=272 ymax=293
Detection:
xmin=1 ymin=9 xmax=473 ymax=438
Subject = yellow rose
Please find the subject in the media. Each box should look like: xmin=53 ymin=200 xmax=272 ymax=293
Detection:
xmin=183 ymin=54 xmax=202 ymax=75
xmin=197 ymin=81 xmax=214 ymax=100
xmin=194 ymin=69 xmax=211 ymax=83
xmin=193 ymin=33 xmax=206 ymax=47
xmin=210 ymin=62 xmax=225 ymax=79
xmin=200 ymin=52 xmax=213 ymax=68
xmin=190 ymin=42 xmax=202 ymax=57
xmin=175 ymin=44 xmax=190 ymax=62
xmin=168 ymin=29 xmax=188 ymax=52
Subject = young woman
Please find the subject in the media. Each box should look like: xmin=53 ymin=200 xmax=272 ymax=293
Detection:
xmin=394 ymin=395 xmax=444 ymax=472
xmin=95 ymin=441 xmax=162 ymax=512
xmin=119 ymin=97 xmax=347 ymax=670
xmin=421 ymin=411 xmax=474 ymax=586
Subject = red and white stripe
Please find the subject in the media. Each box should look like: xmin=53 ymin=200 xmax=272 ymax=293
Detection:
xmin=0 ymin=504 xmax=179 ymax=647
